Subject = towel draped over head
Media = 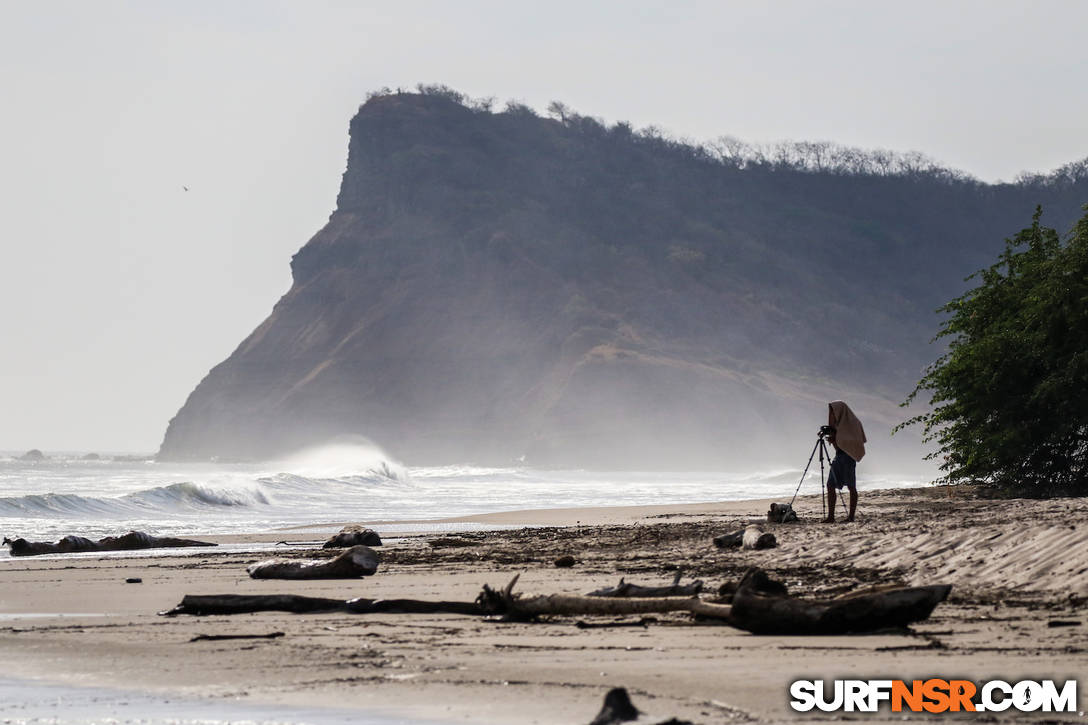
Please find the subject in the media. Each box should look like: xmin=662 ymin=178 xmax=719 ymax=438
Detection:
xmin=829 ymin=401 xmax=866 ymax=462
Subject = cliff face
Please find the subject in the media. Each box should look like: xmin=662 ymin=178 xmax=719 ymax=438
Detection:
xmin=158 ymin=93 xmax=1088 ymax=467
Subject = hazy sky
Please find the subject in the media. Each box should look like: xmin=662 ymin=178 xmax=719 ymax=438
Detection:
xmin=3 ymin=0 xmax=1087 ymax=453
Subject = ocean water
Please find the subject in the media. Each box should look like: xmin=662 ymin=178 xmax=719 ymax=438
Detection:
xmin=0 ymin=443 xmax=928 ymax=548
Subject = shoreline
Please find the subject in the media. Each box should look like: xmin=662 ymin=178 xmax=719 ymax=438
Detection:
xmin=1 ymin=488 xmax=1086 ymax=723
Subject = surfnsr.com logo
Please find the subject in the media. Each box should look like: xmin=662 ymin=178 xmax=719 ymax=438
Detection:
xmin=789 ymin=679 xmax=1079 ymax=713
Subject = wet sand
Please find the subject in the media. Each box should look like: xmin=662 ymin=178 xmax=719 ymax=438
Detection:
xmin=0 ymin=487 xmax=1085 ymax=723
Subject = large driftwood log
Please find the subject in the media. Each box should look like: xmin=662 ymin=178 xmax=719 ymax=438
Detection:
xmin=160 ymin=593 xmax=481 ymax=617
xmin=712 ymin=525 xmax=776 ymax=550
xmin=247 ymin=546 xmax=379 ymax=579
xmin=587 ymin=572 xmax=703 ymax=598
xmin=478 ymin=575 xmax=733 ymax=621
xmin=160 ymin=569 xmax=949 ymax=634
xmin=163 ymin=594 xmax=348 ymax=615
xmin=323 ymin=525 xmax=382 ymax=548
xmin=727 ymin=569 xmax=952 ymax=635
xmin=3 ymin=531 xmax=216 ymax=557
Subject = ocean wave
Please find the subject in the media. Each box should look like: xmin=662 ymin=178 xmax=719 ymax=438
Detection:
xmin=0 ymin=492 xmax=133 ymax=517
xmin=123 ymin=482 xmax=269 ymax=509
xmin=0 ymin=481 xmax=270 ymax=519
xmin=273 ymin=439 xmax=409 ymax=481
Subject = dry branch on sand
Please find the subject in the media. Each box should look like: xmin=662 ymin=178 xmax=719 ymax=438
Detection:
xmin=247 ymin=545 xmax=380 ymax=579
xmin=2 ymin=531 xmax=215 ymax=556
xmin=162 ymin=567 xmax=950 ymax=635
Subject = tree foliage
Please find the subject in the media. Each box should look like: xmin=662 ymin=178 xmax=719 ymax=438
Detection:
xmin=898 ymin=206 xmax=1088 ymax=496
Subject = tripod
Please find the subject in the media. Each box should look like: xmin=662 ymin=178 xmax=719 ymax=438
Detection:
xmin=787 ymin=431 xmax=846 ymax=519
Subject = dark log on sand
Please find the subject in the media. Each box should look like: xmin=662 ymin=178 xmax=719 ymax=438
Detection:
xmin=160 ymin=594 xmax=481 ymax=617
xmin=323 ymin=525 xmax=382 ymax=548
xmin=728 ymin=569 xmax=952 ymax=635
xmin=3 ymin=531 xmax=215 ymax=557
xmin=162 ymin=594 xmax=347 ymax=616
xmin=247 ymin=546 xmax=379 ymax=579
xmin=189 ymin=632 xmax=285 ymax=642
xmin=588 ymin=572 xmax=703 ymax=598
xmin=712 ymin=525 xmax=776 ymax=550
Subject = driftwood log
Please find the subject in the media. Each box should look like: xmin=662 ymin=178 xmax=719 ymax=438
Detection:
xmin=3 ymin=531 xmax=215 ymax=557
xmin=587 ymin=572 xmax=703 ymax=598
xmin=727 ymin=569 xmax=952 ymax=635
xmin=712 ymin=525 xmax=777 ymax=550
xmin=323 ymin=525 xmax=382 ymax=548
xmin=161 ymin=569 xmax=950 ymax=634
xmin=478 ymin=575 xmax=733 ymax=621
xmin=247 ymin=545 xmax=379 ymax=579
xmin=160 ymin=594 xmax=481 ymax=617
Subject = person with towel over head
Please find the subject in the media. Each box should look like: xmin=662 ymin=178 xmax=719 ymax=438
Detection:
xmin=823 ymin=401 xmax=866 ymax=523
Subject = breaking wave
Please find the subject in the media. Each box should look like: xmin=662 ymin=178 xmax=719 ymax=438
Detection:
xmin=124 ymin=481 xmax=270 ymax=509
xmin=0 ymin=481 xmax=271 ymax=518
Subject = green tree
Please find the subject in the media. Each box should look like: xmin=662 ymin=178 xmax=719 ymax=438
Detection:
xmin=898 ymin=206 xmax=1088 ymax=496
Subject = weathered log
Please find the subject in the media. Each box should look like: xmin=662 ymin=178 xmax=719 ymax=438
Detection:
xmin=742 ymin=526 xmax=776 ymax=549
xmin=322 ymin=525 xmax=382 ymax=548
xmin=162 ymin=594 xmax=348 ymax=616
xmin=160 ymin=593 xmax=481 ymax=617
xmin=478 ymin=574 xmax=732 ymax=621
xmin=159 ymin=570 xmax=947 ymax=634
xmin=712 ymin=530 xmax=744 ymax=549
xmin=713 ymin=525 xmax=776 ymax=550
xmin=247 ymin=546 xmax=379 ymax=579
xmin=345 ymin=597 xmax=482 ymax=615
xmin=727 ymin=568 xmax=952 ymax=635
xmin=3 ymin=531 xmax=216 ymax=557
xmin=588 ymin=572 xmax=703 ymax=598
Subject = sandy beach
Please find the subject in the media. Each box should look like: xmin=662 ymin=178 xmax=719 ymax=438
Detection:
xmin=1 ymin=486 xmax=1085 ymax=723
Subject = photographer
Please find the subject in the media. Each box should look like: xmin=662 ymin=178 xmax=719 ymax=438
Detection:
xmin=821 ymin=401 xmax=866 ymax=523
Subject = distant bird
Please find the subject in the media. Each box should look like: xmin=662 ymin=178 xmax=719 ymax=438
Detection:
xmin=182 ymin=185 xmax=190 ymax=192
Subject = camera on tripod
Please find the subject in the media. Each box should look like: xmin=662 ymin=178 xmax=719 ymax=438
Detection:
xmin=818 ymin=424 xmax=836 ymax=439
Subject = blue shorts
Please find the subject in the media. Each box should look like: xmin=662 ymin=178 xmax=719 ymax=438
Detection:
xmin=829 ymin=449 xmax=856 ymax=490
